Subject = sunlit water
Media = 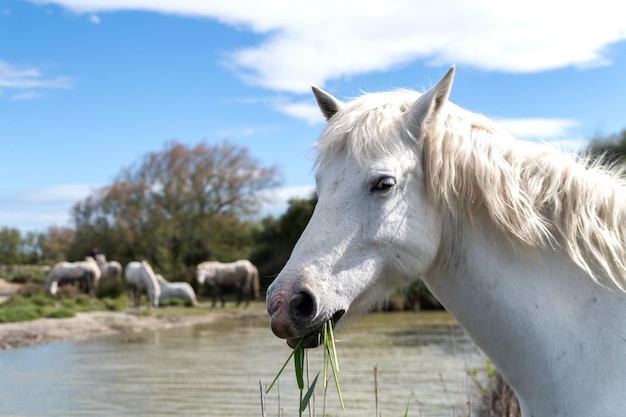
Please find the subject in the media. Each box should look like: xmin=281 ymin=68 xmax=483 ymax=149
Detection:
xmin=0 ymin=311 xmax=488 ymax=417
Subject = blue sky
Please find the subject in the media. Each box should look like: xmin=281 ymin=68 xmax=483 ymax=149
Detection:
xmin=1 ymin=0 xmax=626 ymax=233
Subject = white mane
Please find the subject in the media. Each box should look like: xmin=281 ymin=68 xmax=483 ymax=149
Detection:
xmin=315 ymin=89 xmax=626 ymax=291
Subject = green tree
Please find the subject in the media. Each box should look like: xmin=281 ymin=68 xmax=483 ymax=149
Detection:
xmin=250 ymin=194 xmax=317 ymax=291
xmin=0 ymin=227 xmax=23 ymax=264
xmin=585 ymin=128 xmax=626 ymax=166
xmin=70 ymin=141 xmax=280 ymax=281
xmin=39 ymin=226 xmax=74 ymax=264
xmin=0 ymin=227 xmax=43 ymax=265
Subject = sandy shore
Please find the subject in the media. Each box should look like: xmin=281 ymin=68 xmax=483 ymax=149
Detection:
xmin=0 ymin=309 xmax=269 ymax=350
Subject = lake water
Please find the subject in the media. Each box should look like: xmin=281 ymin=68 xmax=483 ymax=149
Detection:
xmin=0 ymin=311 xmax=488 ymax=417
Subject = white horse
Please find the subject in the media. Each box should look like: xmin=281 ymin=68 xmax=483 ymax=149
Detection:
xmin=266 ymin=67 xmax=626 ymax=417
xmin=196 ymin=260 xmax=260 ymax=307
xmin=124 ymin=261 xmax=161 ymax=308
xmin=94 ymin=254 xmax=122 ymax=282
xmin=155 ymin=274 xmax=198 ymax=306
xmin=44 ymin=257 xmax=101 ymax=296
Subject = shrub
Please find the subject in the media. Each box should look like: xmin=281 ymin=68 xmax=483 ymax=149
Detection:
xmin=17 ymin=283 xmax=46 ymax=298
xmin=46 ymin=308 xmax=76 ymax=319
xmin=0 ymin=305 xmax=40 ymax=323
xmin=96 ymin=280 xmax=124 ymax=299
xmin=29 ymin=293 xmax=56 ymax=307
xmin=57 ymin=285 xmax=81 ymax=299
xmin=101 ymin=296 xmax=127 ymax=311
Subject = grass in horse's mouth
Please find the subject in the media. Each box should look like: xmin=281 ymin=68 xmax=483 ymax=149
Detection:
xmin=267 ymin=311 xmax=346 ymax=415
xmin=289 ymin=309 xmax=345 ymax=349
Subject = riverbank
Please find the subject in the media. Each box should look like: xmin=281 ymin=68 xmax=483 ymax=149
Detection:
xmin=0 ymin=276 xmax=269 ymax=350
xmin=0 ymin=304 xmax=268 ymax=350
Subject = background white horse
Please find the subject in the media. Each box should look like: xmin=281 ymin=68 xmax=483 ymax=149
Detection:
xmin=44 ymin=257 xmax=101 ymax=296
xmin=124 ymin=261 xmax=160 ymax=308
xmin=196 ymin=260 xmax=260 ymax=307
xmin=155 ymin=274 xmax=198 ymax=306
xmin=94 ymin=254 xmax=122 ymax=282
xmin=266 ymin=67 xmax=626 ymax=417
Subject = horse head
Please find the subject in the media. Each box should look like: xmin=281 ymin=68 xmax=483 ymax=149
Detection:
xmin=266 ymin=68 xmax=455 ymax=348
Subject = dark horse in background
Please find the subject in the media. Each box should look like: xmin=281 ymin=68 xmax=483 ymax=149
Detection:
xmin=195 ymin=260 xmax=260 ymax=307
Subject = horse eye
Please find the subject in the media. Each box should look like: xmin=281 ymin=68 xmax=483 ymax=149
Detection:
xmin=371 ymin=176 xmax=396 ymax=192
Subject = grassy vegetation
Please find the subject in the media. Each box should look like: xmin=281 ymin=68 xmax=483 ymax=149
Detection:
xmin=0 ymin=283 xmax=130 ymax=323
xmin=0 ymin=263 xmax=129 ymax=323
xmin=0 ymin=264 xmax=49 ymax=285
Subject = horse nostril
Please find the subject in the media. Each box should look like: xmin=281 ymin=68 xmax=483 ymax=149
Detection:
xmin=288 ymin=290 xmax=316 ymax=320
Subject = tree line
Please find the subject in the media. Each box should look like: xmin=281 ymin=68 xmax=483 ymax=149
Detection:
xmin=2 ymin=129 xmax=625 ymax=292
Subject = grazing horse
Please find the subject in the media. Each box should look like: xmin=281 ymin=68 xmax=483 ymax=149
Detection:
xmin=196 ymin=260 xmax=260 ymax=307
xmin=124 ymin=261 xmax=160 ymax=308
xmin=155 ymin=274 xmax=198 ymax=306
xmin=94 ymin=254 xmax=122 ymax=282
xmin=44 ymin=257 xmax=101 ymax=296
xmin=266 ymin=67 xmax=626 ymax=417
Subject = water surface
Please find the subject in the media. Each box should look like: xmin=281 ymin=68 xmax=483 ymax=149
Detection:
xmin=0 ymin=311 xmax=487 ymax=417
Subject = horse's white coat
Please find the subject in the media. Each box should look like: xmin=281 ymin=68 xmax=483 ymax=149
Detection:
xmin=266 ymin=67 xmax=626 ymax=417
xmin=124 ymin=261 xmax=161 ymax=307
xmin=44 ymin=257 xmax=101 ymax=296
xmin=94 ymin=254 xmax=122 ymax=282
xmin=155 ymin=274 xmax=198 ymax=306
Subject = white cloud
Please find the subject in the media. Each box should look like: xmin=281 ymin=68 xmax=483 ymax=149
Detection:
xmin=0 ymin=184 xmax=94 ymax=231
xmin=496 ymin=117 xmax=588 ymax=153
xmin=9 ymin=91 xmax=45 ymax=101
xmin=29 ymin=0 xmax=626 ymax=93
xmin=89 ymin=14 xmax=101 ymax=24
xmin=496 ymin=118 xmax=579 ymax=140
xmin=0 ymin=208 xmax=71 ymax=232
xmin=273 ymin=100 xmax=323 ymax=125
xmin=21 ymin=184 xmax=98 ymax=203
xmin=0 ymin=60 xmax=72 ymax=91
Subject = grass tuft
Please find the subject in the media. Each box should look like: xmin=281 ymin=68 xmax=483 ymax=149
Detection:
xmin=267 ymin=320 xmax=344 ymax=415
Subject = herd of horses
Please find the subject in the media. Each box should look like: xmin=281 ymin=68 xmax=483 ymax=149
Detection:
xmin=43 ymin=255 xmax=260 ymax=308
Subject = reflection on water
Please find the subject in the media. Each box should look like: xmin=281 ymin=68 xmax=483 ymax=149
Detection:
xmin=0 ymin=311 xmax=487 ymax=417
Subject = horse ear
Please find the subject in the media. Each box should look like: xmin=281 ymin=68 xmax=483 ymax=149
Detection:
xmin=312 ymin=85 xmax=344 ymax=120
xmin=404 ymin=66 xmax=455 ymax=137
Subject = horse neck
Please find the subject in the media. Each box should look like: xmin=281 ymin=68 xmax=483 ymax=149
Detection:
xmin=141 ymin=264 xmax=158 ymax=291
xmin=425 ymin=214 xmax=626 ymax=417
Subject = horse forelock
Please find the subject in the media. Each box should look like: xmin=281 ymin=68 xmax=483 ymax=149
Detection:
xmin=425 ymin=106 xmax=626 ymax=291
xmin=314 ymin=90 xmax=420 ymax=170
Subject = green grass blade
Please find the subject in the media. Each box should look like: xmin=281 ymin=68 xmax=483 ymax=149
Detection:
xmin=324 ymin=322 xmax=344 ymax=410
xmin=328 ymin=321 xmax=339 ymax=372
xmin=266 ymin=338 xmax=302 ymax=394
xmin=294 ymin=341 xmax=305 ymax=390
xmin=300 ymin=373 xmax=320 ymax=412
xmin=323 ymin=323 xmax=329 ymax=389
xmin=403 ymin=398 xmax=411 ymax=417
xmin=326 ymin=344 xmax=344 ymax=410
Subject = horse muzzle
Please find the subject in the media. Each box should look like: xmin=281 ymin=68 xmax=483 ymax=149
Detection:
xmin=267 ymin=286 xmax=345 ymax=348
